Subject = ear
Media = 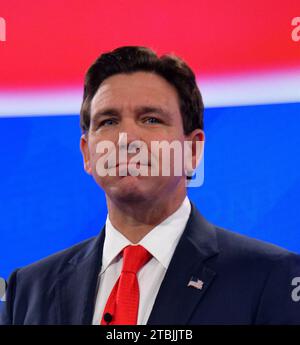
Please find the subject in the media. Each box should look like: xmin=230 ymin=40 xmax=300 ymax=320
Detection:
xmin=184 ymin=129 xmax=205 ymax=177
xmin=80 ymin=134 xmax=92 ymax=175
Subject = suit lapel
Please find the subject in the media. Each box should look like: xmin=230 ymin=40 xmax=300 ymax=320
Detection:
xmin=55 ymin=228 xmax=106 ymax=324
xmin=147 ymin=203 xmax=219 ymax=325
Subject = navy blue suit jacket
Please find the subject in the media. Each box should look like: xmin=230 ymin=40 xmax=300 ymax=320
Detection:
xmin=1 ymin=202 xmax=300 ymax=324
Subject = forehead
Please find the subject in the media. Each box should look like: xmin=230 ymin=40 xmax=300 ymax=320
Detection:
xmin=90 ymin=71 xmax=180 ymax=115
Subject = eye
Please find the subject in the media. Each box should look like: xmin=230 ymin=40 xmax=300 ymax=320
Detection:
xmin=98 ymin=118 xmax=118 ymax=127
xmin=144 ymin=117 xmax=161 ymax=124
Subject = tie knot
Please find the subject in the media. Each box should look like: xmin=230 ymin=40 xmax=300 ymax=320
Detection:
xmin=121 ymin=245 xmax=152 ymax=274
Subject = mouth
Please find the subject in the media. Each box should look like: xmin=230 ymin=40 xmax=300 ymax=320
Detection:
xmin=116 ymin=162 xmax=150 ymax=168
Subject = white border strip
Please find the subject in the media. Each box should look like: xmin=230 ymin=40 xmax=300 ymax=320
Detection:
xmin=201 ymin=68 xmax=300 ymax=108
xmin=0 ymin=69 xmax=300 ymax=117
xmin=0 ymin=88 xmax=83 ymax=117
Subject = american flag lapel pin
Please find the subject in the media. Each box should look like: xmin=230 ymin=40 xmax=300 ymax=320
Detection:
xmin=187 ymin=276 xmax=204 ymax=290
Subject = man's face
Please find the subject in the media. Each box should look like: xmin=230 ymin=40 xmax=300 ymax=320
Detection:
xmin=80 ymin=71 xmax=203 ymax=204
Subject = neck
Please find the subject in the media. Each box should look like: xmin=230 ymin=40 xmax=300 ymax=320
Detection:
xmin=106 ymin=189 xmax=187 ymax=243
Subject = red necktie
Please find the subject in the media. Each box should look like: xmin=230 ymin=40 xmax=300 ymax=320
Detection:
xmin=101 ymin=245 xmax=152 ymax=325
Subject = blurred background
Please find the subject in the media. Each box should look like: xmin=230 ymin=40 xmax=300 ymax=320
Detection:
xmin=0 ymin=0 xmax=300 ymax=287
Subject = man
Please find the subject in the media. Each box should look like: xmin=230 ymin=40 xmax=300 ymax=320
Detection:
xmin=1 ymin=46 xmax=299 ymax=325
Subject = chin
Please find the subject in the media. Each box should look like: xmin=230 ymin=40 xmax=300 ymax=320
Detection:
xmin=104 ymin=175 xmax=153 ymax=203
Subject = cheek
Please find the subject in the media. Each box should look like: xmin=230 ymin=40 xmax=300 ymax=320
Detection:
xmin=145 ymin=128 xmax=184 ymax=146
xmin=86 ymin=141 xmax=103 ymax=176
xmin=87 ymin=142 xmax=97 ymax=163
xmin=149 ymin=145 xmax=185 ymax=177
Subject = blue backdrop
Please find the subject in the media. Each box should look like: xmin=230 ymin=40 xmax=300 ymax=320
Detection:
xmin=1 ymin=102 xmax=300 ymax=281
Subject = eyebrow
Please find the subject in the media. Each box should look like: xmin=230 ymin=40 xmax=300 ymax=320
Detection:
xmin=91 ymin=105 xmax=173 ymax=123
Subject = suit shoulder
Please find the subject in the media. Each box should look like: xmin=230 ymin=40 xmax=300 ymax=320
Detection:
xmin=16 ymin=235 xmax=98 ymax=279
xmin=190 ymin=203 xmax=298 ymax=263
xmin=214 ymin=225 xmax=298 ymax=262
xmin=206 ymin=225 xmax=300 ymax=285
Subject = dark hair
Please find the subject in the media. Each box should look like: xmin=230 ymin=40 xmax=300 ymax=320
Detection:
xmin=80 ymin=46 xmax=204 ymax=135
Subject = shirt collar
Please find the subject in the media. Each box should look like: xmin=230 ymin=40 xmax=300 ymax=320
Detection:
xmin=101 ymin=196 xmax=191 ymax=274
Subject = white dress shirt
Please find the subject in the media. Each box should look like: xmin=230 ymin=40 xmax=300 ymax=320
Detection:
xmin=92 ymin=196 xmax=191 ymax=325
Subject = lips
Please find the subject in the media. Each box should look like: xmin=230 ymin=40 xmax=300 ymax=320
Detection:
xmin=116 ymin=162 xmax=149 ymax=167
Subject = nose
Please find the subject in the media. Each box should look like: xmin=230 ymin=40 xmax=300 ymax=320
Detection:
xmin=117 ymin=119 xmax=142 ymax=151
xmin=116 ymin=120 xmax=150 ymax=167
